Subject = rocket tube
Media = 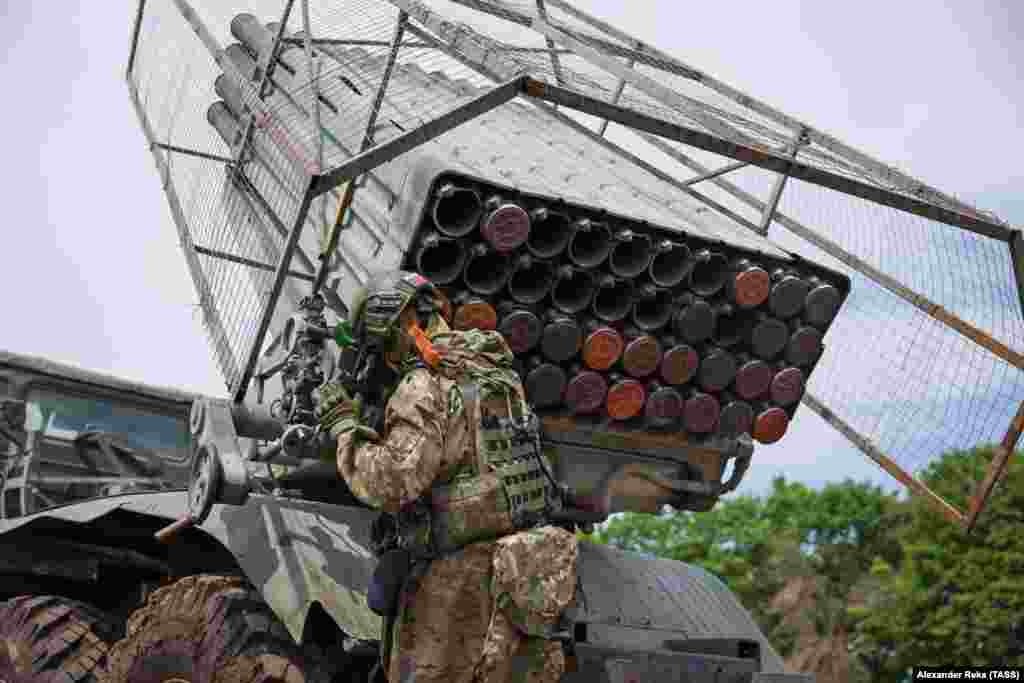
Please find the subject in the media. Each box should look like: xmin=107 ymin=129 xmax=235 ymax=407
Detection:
xmin=581 ymin=318 xmax=624 ymax=371
xmin=540 ymin=311 xmax=582 ymax=363
xmin=804 ymin=276 xmax=842 ymax=328
xmin=609 ymin=230 xmax=654 ymax=279
xmin=524 ymin=356 xmax=567 ymax=409
xmin=565 ymin=364 xmax=608 ymax=415
xmin=551 ymin=266 xmax=595 ymax=315
xmin=697 ymin=345 xmax=738 ymax=393
xmin=507 ymin=254 xmax=554 ymax=305
xmin=526 ymin=207 xmax=572 ymax=259
xmin=770 ymin=364 xmax=806 ymax=407
xmin=712 ymin=302 xmax=748 ymax=349
xmin=718 ymin=392 xmax=754 ymax=437
xmin=416 ymin=232 xmax=468 ymax=286
xmin=672 ymin=293 xmax=715 ymax=345
xmin=649 ymin=240 xmax=692 ymax=288
xmin=683 ymin=388 xmax=721 ymax=434
xmin=568 ymin=218 xmax=613 ymax=268
xmin=606 ymin=373 xmax=646 ymax=421
xmin=621 ymin=326 xmax=663 ymax=379
xmin=749 ymin=313 xmax=790 ymax=360
xmin=752 ymin=402 xmax=790 ymax=444
xmin=497 ymin=302 xmax=543 ymax=354
xmin=688 ymin=249 xmax=729 ymax=297
xmin=480 ymin=195 xmax=531 ymax=253
xmin=632 ymin=284 xmax=674 ymax=332
xmin=786 ymin=323 xmax=824 ymax=367
xmin=463 ymin=244 xmax=512 ymax=296
xmin=432 ymin=183 xmax=483 ymax=238
xmin=659 ymin=337 xmax=700 ymax=386
xmin=726 ymin=258 xmax=771 ymax=309
xmin=732 ymin=353 xmax=774 ymax=401
xmin=644 ymin=382 xmax=684 ymax=429
xmin=768 ymin=268 xmax=811 ymax=319
xmin=592 ymin=275 xmax=634 ymax=323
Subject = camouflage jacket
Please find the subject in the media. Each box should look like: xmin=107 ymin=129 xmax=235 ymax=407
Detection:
xmin=335 ymin=329 xmax=525 ymax=516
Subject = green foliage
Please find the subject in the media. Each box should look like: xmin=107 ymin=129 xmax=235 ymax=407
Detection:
xmin=585 ymin=475 xmax=903 ymax=666
xmin=584 ymin=448 xmax=1024 ymax=679
xmin=852 ymin=446 xmax=1024 ymax=672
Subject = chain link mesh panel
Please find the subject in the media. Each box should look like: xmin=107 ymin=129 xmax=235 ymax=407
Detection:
xmin=128 ymin=0 xmax=1023 ymax=515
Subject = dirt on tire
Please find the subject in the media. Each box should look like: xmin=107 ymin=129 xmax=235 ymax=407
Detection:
xmin=0 ymin=595 xmax=118 ymax=683
xmin=104 ymin=575 xmax=333 ymax=683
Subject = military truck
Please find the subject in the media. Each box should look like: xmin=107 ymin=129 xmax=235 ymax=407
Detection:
xmin=1 ymin=349 xmax=812 ymax=683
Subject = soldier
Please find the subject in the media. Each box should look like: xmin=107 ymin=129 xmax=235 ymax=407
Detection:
xmin=317 ymin=271 xmax=578 ymax=683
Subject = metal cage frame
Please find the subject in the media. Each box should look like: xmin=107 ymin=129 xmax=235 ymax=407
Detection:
xmin=126 ymin=0 xmax=1023 ymax=530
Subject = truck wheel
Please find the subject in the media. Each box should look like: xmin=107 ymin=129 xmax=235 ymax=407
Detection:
xmin=0 ymin=595 xmax=117 ymax=683
xmin=104 ymin=575 xmax=332 ymax=683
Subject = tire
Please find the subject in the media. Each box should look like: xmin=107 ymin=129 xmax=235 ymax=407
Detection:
xmin=0 ymin=595 xmax=118 ymax=683
xmin=103 ymin=575 xmax=332 ymax=683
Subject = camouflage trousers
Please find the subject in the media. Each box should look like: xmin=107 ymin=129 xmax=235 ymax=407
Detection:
xmin=387 ymin=525 xmax=578 ymax=683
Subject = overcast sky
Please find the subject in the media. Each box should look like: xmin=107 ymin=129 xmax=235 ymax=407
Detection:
xmin=1 ymin=0 xmax=1021 ymax=496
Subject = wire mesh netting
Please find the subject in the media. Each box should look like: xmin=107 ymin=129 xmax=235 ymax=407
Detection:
xmin=128 ymin=0 xmax=1023 ymax=513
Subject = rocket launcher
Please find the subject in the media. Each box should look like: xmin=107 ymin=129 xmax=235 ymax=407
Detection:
xmin=377 ymin=164 xmax=850 ymax=516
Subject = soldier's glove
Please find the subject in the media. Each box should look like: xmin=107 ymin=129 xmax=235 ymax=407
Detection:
xmin=316 ymin=382 xmax=362 ymax=438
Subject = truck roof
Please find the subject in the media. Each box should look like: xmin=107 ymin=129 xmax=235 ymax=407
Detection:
xmin=0 ymin=349 xmax=201 ymax=407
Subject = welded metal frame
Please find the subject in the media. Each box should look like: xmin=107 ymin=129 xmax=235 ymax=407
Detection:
xmin=193 ymin=245 xmax=316 ymax=283
xmin=965 ymin=400 xmax=1024 ymax=531
xmin=522 ymin=79 xmax=1015 ymax=242
xmin=127 ymin=0 xmax=1021 ymax=526
xmin=757 ymin=129 xmax=808 ymax=235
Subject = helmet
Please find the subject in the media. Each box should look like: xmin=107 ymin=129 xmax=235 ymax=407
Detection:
xmin=349 ymin=271 xmax=449 ymax=353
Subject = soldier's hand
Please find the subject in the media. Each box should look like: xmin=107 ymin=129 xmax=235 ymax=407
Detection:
xmin=316 ymin=382 xmax=362 ymax=438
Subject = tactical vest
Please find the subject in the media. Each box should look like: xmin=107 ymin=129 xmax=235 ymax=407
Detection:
xmin=396 ymin=329 xmax=563 ymax=559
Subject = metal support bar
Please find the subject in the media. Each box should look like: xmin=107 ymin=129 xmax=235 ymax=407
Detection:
xmin=597 ymin=41 xmax=638 ymax=137
xmin=193 ymin=245 xmax=315 ymax=283
xmin=153 ymin=142 xmax=236 ymax=165
xmin=360 ymin=13 xmax=408 ymax=152
xmin=234 ymin=176 xmax=317 ymax=403
xmin=965 ymin=400 xmax=1024 ymax=531
xmin=448 ymin=0 xmax=696 ymax=80
xmin=522 ymin=79 xmax=1015 ymax=242
xmin=233 ymin=0 xmax=297 ymax=165
xmin=127 ymin=78 xmax=239 ymax=389
xmin=758 ymin=129 xmax=807 ymax=235
xmin=535 ymin=0 xmax=565 ymax=88
xmin=680 ymin=160 xmax=749 ymax=186
xmin=660 ymin=145 xmax=1024 ymax=370
xmin=312 ymin=76 xmax=526 ymax=198
xmin=541 ymin=0 xmax=1009 ymax=230
xmin=126 ymin=0 xmax=147 ymax=79
xmin=283 ymin=36 xmax=571 ymax=53
xmin=1010 ymin=231 xmax=1024 ymax=322
xmin=524 ymin=15 xmax=758 ymax=148
xmin=233 ymin=170 xmax=318 ymax=276
xmin=801 ymin=392 xmax=964 ymax=525
xmin=312 ymin=11 xmax=409 ymax=293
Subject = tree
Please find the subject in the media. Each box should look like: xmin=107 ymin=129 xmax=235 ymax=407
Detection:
xmin=852 ymin=446 xmax=1024 ymax=672
xmin=586 ymin=475 xmax=904 ymax=666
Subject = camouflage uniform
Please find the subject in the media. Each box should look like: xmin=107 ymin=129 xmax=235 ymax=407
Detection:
xmin=335 ymin=328 xmax=578 ymax=683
